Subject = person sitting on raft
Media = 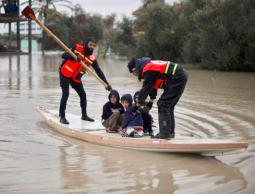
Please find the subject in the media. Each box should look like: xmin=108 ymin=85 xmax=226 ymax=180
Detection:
xmin=119 ymin=94 xmax=143 ymax=137
xmin=133 ymin=91 xmax=154 ymax=136
xmin=102 ymin=90 xmax=124 ymax=133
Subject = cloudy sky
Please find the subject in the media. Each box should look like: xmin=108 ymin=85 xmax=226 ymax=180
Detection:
xmin=66 ymin=0 xmax=142 ymax=16
xmin=61 ymin=0 xmax=178 ymax=16
xmin=0 ymin=0 xmax=178 ymax=34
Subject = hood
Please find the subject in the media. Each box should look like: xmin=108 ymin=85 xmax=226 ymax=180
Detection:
xmin=108 ymin=89 xmax=120 ymax=102
xmin=127 ymin=58 xmax=136 ymax=73
xmin=133 ymin=91 xmax=140 ymax=102
xmin=135 ymin=57 xmax=151 ymax=80
xmin=120 ymin=94 xmax=133 ymax=107
xmin=83 ymin=37 xmax=96 ymax=55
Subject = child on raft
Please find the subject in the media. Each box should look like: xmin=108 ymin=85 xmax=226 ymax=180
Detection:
xmin=133 ymin=91 xmax=154 ymax=136
xmin=119 ymin=94 xmax=144 ymax=137
xmin=102 ymin=90 xmax=124 ymax=133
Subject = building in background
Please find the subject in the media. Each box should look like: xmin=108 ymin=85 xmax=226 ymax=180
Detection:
xmin=0 ymin=0 xmax=33 ymax=54
xmin=14 ymin=21 xmax=42 ymax=52
xmin=15 ymin=21 xmax=42 ymax=36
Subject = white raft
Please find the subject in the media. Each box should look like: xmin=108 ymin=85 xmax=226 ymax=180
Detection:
xmin=37 ymin=107 xmax=249 ymax=156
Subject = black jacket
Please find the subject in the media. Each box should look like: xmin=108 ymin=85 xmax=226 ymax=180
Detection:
xmin=136 ymin=58 xmax=186 ymax=104
xmin=120 ymin=94 xmax=143 ymax=129
xmin=102 ymin=90 xmax=124 ymax=120
xmin=134 ymin=57 xmax=158 ymax=104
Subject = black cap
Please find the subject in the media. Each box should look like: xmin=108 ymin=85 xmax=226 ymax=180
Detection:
xmin=127 ymin=58 xmax=136 ymax=73
xmin=84 ymin=36 xmax=96 ymax=44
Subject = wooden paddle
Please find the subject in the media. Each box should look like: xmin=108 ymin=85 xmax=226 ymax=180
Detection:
xmin=22 ymin=6 xmax=108 ymax=88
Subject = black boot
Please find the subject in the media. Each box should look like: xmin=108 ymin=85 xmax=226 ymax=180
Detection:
xmin=151 ymin=132 xmax=175 ymax=140
xmin=149 ymin=130 xmax=154 ymax=137
xmin=60 ymin=117 xmax=69 ymax=124
xmin=59 ymin=112 xmax=69 ymax=124
xmin=81 ymin=107 xmax=94 ymax=122
xmin=151 ymin=112 xmax=172 ymax=139
xmin=81 ymin=115 xmax=95 ymax=122
xmin=151 ymin=133 xmax=170 ymax=140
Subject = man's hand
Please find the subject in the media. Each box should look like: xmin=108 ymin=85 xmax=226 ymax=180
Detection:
xmin=131 ymin=104 xmax=139 ymax=114
xmin=105 ymin=84 xmax=113 ymax=91
xmin=76 ymin=56 xmax=81 ymax=62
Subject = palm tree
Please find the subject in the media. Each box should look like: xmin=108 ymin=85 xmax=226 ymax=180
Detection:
xmin=22 ymin=0 xmax=72 ymax=20
xmin=21 ymin=0 xmax=73 ymax=53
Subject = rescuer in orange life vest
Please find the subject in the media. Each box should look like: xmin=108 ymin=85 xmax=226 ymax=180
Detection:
xmin=59 ymin=37 xmax=112 ymax=124
xmin=127 ymin=57 xmax=188 ymax=139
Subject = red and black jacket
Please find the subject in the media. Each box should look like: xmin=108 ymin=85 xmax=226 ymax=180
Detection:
xmin=136 ymin=58 xmax=179 ymax=104
xmin=60 ymin=44 xmax=108 ymax=84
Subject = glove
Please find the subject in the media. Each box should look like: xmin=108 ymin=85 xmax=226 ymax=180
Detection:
xmin=105 ymin=84 xmax=112 ymax=91
xmin=131 ymin=104 xmax=139 ymax=114
xmin=76 ymin=56 xmax=81 ymax=62
xmin=146 ymin=101 xmax=153 ymax=110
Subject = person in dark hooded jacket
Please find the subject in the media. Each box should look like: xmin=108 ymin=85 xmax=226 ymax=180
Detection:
xmin=133 ymin=91 xmax=154 ymax=136
xmin=102 ymin=90 xmax=124 ymax=133
xmin=127 ymin=57 xmax=188 ymax=139
xmin=120 ymin=94 xmax=143 ymax=137
xmin=59 ymin=37 xmax=112 ymax=125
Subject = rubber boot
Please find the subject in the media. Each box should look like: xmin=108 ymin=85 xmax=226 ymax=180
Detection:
xmin=59 ymin=114 xmax=69 ymax=125
xmin=60 ymin=117 xmax=69 ymax=124
xmin=81 ymin=107 xmax=95 ymax=122
xmin=151 ymin=112 xmax=172 ymax=140
xmin=169 ymin=108 xmax=175 ymax=138
xmin=81 ymin=115 xmax=95 ymax=122
xmin=59 ymin=112 xmax=69 ymax=124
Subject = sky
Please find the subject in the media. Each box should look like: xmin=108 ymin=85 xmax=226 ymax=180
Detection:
xmin=0 ymin=0 xmax=179 ymax=34
xmin=61 ymin=0 xmax=178 ymax=17
xmin=66 ymin=0 xmax=143 ymax=17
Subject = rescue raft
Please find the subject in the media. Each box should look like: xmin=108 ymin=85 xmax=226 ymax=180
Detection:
xmin=37 ymin=106 xmax=248 ymax=156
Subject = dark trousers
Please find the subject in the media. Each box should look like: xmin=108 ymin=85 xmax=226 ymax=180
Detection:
xmin=140 ymin=111 xmax=153 ymax=133
xmin=59 ymin=73 xmax=87 ymax=118
xmin=157 ymin=66 xmax=188 ymax=135
xmin=102 ymin=112 xmax=123 ymax=131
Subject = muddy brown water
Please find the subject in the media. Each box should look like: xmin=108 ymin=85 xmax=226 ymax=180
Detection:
xmin=0 ymin=54 xmax=254 ymax=194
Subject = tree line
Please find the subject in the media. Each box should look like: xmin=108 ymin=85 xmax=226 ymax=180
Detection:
xmin=42 ymin=0 xmax=255 ymax=71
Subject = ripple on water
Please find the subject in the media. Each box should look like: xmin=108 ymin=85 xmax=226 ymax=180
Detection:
xmin=0 ymin=55 xmax=255 ymax=193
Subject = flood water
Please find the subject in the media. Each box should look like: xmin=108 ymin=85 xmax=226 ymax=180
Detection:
xmin=0 ymin=53 xmax=254 ymax=194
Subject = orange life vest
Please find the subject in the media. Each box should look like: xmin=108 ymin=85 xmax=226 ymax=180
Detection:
xmin=142 ymin=60 xmax=178 ymax=89
xmin=60 ymin=44 xmax=96 ymax=83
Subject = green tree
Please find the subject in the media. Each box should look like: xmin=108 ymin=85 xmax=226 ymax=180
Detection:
xmin=111 ymin=16 xmax=136 ymax=58
xmin=97 ymin=14 xmax=116 ymax=57
xmin=42 ymin=10 xmax=71 ymax=50
xmin=134 ymin=1 xmax=178 ymax=60
xmin=42 ymin=4 xmax=104 ymax=50
xmin=185 ymin=0 xmax=255 ymax=71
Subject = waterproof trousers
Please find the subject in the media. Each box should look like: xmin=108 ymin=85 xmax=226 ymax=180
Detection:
xmin=59 ymin=73 xmax=87 ymax=118
xmin=157 ymin=65 xmax=188 ymax=136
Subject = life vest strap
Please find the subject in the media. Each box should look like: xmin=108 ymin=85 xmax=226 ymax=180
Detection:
xmin=164 ymin=62 xmax=178 ymax=75
xmin=172 ymin=63 xmax=178 ymax=75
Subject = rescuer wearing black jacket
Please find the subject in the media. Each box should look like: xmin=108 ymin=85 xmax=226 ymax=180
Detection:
xmin=59 ymin=37 xmax=112 ymax=124
xmin=127 ymin=57 xmax=188 ymax=139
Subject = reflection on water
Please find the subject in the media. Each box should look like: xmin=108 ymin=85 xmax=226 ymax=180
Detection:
xmin=0 ymin=53 xmax=255 ymax=193
xmin=56 ymin=138 xmax=247 ymax=194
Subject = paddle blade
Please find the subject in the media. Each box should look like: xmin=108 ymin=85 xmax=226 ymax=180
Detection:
xmin=22 ymin=6 xmax=35 ymax=20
